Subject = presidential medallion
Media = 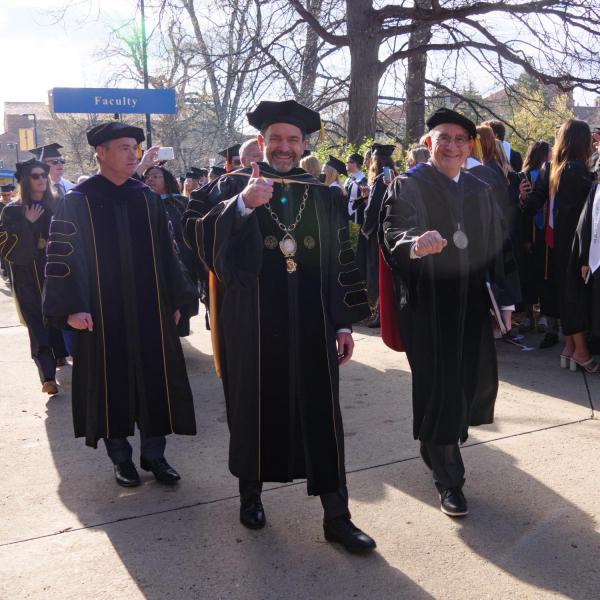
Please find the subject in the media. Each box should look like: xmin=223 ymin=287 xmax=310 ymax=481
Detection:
xmin=279 ymin=232 xmax=298 ymax=257
xmin=264 ymin=235 xmax=278 ymax=250
xmin=453 ymin=229 xmax=469 ymax=250
xmin=37 ymin=238 xmax=47 ymax=250
xmin=303 ymin=235 xmax=316 ymax=250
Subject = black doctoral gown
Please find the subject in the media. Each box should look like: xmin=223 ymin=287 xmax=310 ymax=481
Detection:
xmin=185 ymin=163 xmax=370 ymax=495
xmin=42 ymin=175 xmax=197 ymax=447
xmin=567 ymin=182 xmax=600 ymax=336
xmin=160 ymin=193 xmax=200 ymax=337
xmin=0 ymin=199 xmax=67 ymax=381
xmin=362 ymin=173 xmax=387 ymax=306
xmin=523 ymin=161 xmax=594 ymax=330
xmin=380 ymin=164 xmax=519 ymax=445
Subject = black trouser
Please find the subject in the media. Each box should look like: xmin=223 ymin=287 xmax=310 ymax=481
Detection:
xmin=239 ymin=479 xmax=351 ymax=522
xmin=419 ymin=441 xmax=465 ymax=493
xmin=103 ymin=431 xmax=166 ymax=465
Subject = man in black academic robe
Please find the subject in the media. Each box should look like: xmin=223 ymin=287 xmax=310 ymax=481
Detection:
xmin=184 ymin=100 xmax=376 ymax=553
xmin=43 ymin=122 xmax=197 ymax=488
xmin=380 ymin=108 xmax=518 ymax=517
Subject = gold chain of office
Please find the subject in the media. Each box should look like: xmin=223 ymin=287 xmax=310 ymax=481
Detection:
xmin=263 ymin=184 xmax=309 ymax=274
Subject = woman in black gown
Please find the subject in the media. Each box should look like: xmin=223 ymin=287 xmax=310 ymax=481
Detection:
xmin=0 ymin=159 xmax=67 ymax=393
xmin=522 ymin=120 xmax=595 ymax=371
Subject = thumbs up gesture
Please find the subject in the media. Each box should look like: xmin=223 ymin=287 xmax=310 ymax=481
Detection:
xmin=241 ymin=162 xmax=274 ymax=209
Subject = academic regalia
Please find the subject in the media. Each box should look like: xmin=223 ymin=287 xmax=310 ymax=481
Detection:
xmin=186 ymin=162 xmax=370 ymax=495
xmin=523 ymin=161 xmax=594 ymax=329
xmin=0 ymin=199 xmax=67 ymax=382
xmin=567 ymin=183 xmax=600 ymax=336
xmin=380 ymin=163 xmax=519 ymax=445
xmin=159 ymin=192 xmax=199 ymax=336
xmin=468 ymin=161 xmax=521 ymax=307
xmin=42 ymin=174 xmax=198 ymax=448
xmin=362 ymin=173 xmax=387 ymax=307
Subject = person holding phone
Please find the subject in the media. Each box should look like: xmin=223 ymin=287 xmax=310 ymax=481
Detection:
xmin=362 ymin=143 xmax=397 ymax=328
xmin=0 ymin=159 xmax=67 ymax=394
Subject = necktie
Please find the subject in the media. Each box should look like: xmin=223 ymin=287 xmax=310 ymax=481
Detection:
xmin=54 ymin=182 xmax=65 ymax=198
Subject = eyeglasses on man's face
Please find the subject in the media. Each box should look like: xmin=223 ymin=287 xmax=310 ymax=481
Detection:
xmin=433 ymin=134 xmax=470 ymax=147
xmin=46 ymin=159 xmax=66 ymax=165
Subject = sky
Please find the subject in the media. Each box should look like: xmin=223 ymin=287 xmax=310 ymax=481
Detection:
xmin=2 ymin=0 xmax=595 ymax=134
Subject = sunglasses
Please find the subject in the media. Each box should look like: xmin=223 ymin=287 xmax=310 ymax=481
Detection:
xmin=30 ymin=172 xmax=49 ymax=180
xmin=46 ymin=159 xmax=66 ymax=165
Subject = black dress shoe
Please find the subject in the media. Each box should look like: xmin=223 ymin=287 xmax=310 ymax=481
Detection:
xmin=114 ymin=460 xmax=141 ymax=487
xmin=240 ymin=499 xmax=266 ymax=530
xmin=539 ymin=332 xmax=559 ymax=349
xmin=323 ymin=517 xmax=376 ymax=553
xmin=140 ymin=456 xmax=180 ymax=484
xmin=439 ymin=487 xmax=468 ymax=517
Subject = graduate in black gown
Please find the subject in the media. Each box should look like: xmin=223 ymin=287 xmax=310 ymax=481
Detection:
xmin=362 ymin=144 xmax=397 ymax=327
xmin=380 ymin=108 xmax=519 ymax=517
xmin=0 ymin=159 xmax=67 ymax=394
xmin=521 ymin=120 xmax=595 ymax=370
xmin=183 ymin=100 xmax=375 ymax=554
xmin=42 ymin=122 xmax=197 ymax=488
xmin=569 ymin=181 xmax=600 ymax=337
xmin=143 ymin=165 xmax=199 ymax=337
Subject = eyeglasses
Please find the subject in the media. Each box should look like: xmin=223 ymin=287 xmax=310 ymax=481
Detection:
xmin=30 ymin=172 xmax=49 ymax=180
xmin=433 ymin=134 xmax=470 ymax=147
xmin=46 ymin=159 xmax=66 ymax=165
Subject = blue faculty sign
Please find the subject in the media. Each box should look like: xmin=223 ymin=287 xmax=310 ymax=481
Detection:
xmin=51 ymin=87 xmax=176 ymax=114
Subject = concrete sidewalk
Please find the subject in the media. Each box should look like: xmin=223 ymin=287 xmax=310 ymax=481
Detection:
xmin=0 ymin=278 xmax=598 ymax=599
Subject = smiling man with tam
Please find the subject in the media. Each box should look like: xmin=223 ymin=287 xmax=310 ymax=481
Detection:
xmin=183 ymin=99 xmax=375 ymax=554
xmin=42 ymin=121 xmax=198 ymax=488
xmin=380 ymin=108 xmax=519 ymax=517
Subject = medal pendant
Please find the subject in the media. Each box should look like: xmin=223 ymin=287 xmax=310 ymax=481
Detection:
xmin=286 ymin=258 xmax=297 ymax=273
xmin=453 ymin=229 xmax=469 ymax=250
xmin=279 ymin=233 xmax=297 ymax=257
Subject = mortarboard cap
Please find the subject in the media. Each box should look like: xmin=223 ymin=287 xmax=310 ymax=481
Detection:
xmin=218 ymin=144 xmax=241 ymax=161
xmin=426 ymin=108 xmax=476 ymax=139
xmin=247 ymin=100 xmax=321 ymax=135
xmin=15 ymin=158 xmax=50 ymax=182
xmin=29 ymin=143 xmax=63 ymax=161
xmin=1 ymin=184 xmax=16 ymax=193
xmin=185 ymin=171 xmax=200 ymax=179
xmin=326 ymin=155 xmax=347 ymax=177
xmin=371 ymin=143 xmax=395 ymax=157
xmin=209 ymin=165 xmax=226 ymax=178
xmin=347 ymin=153 xmax=364 ymax=166
xmin=86 ymin=122 xmax=145 ymax=147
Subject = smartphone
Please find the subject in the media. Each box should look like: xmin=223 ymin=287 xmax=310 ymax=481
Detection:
xmin=157 ymin=146 xmax=175 ymax=161
xmin=383 ymin=166 xmax=392 ymax=184
xmin=518 ymin=172 xmax=528 ymax=182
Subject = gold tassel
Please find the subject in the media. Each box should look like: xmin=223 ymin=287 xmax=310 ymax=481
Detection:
xmin=319 ymin=120 xmax=325 ymax=143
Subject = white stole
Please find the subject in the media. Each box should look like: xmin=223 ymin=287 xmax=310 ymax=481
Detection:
xmin=589 ymin=186 xmax=600 ymax=274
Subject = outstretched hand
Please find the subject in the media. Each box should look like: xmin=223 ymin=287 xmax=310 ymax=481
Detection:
xmin=241 ymin=162 xmax=274 ymax=209
xmin=414 ymin=230 xmax=447 ymax=257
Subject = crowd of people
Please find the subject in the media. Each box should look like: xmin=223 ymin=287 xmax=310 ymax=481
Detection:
xmin=1 ymin=99 xmax=599 ymax=556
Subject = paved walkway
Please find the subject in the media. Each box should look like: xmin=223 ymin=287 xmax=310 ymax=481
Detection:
xmin=0 ymin=278 xmax=598 ymax=599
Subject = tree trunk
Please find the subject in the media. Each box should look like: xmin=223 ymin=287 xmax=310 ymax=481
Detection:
xmin=346 ymin=0 xmax=383 ymax=144
xmin=404 ymin=0 xmax=433 ymax=144
xmin=298 ymin=0 xmax=322 ymax=106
